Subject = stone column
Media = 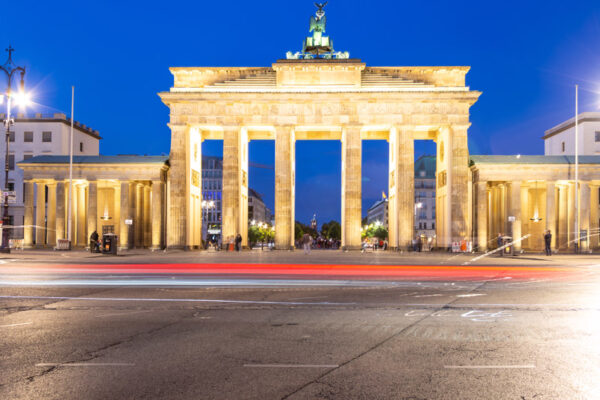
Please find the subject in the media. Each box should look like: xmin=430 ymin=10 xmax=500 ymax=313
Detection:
xmin=87 ymin=181 xmax=97 ymax=244
xmin=590 ymin=185 xmax=599 ymax=250
xmin=119 ymin=181 xmax=134 ymax=250
xmin=390 ymin=126 xmax=414 ymax=250
xmin=143 ymin=185 xmax=151 ymax=247
xmin=508 ymin=181 xmax=522 ymax=251
xmin=55 ymin=181 xmax=65 ymax=242
xmin=166 ymin=125 xmax=187 ymax=249
xmin=222 ymin=127 xmax=249 ymax=248
xmin=520 ymin=184 xmax=529 ymax=250
xmin=135 ymin=183 xmax=143 ymax=247
xmin=449 ymin=126 xmax=470 ymax=244
xmin=579 ymin=182 xmax=591 ymax=252
xmin=546 ymin=182 xmax=556 ymax=250
xmin=475 ymin=181 xmax=488 ymax=252
xmin=274 ymin=126 xmax=295 ymax=249
xmin=46 ymin=183 xmax=57 ymax=247
xmin=35 ymin=182 xmax=46 ymax=247
xmin=568 ymin=182 xmax=575 ymax=250
xmin=341 ymin=126 xmax=362 ymax=250
xmin=558 ymin=185 xmax=568 ymax=250
xmin=76 ymin=184 xmax=86 ymax=247
xmin=23 ymin=181 xmax=34 ymax=248
xmin=151 ymin=181 xmax=164 ymax=250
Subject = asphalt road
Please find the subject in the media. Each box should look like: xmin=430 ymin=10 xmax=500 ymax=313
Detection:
xmin=1 ymin=252 xmax=599 ymax=399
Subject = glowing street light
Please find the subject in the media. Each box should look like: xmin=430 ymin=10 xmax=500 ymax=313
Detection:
xmin=0 ymin=46 xmax=28 ymax=253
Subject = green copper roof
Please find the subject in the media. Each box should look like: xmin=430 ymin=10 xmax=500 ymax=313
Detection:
xmin=470 ymin=155 xmax=600 ymax=165
xmin=414 ymin=155 xmax=436 ymax=179
xmin=18 ymin=155 xmax=169 ymax=165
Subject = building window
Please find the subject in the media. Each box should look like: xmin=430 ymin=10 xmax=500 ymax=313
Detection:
xmin=8 ymin=154 xmax=14 ymax=170
xmin=432 ymin=222 xmax=435 ymax=229
xmin=8 ymin=131 xmax=14 ymax=142
xmin=24 ymin=131 xmax=33 ymax=142
xmin=42 ymin=131 xmax=52 ymax=142
xmin=561 ymin=142 xmax=565 ymax=152
xmin=7 ymin=182 xmax=14 ymax=191
xmin=79 ymin=142 xmax=84 ymax=152
xmin=23 ymin=154 xmax=33 ymax=161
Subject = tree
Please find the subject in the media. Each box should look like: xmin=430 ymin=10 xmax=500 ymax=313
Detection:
xmin=321 ymin=220 xmax=341 ymax=240
xmin=361 ymin=223 xmax=388 ymax=240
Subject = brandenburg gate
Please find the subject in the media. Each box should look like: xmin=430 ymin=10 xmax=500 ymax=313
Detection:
xmin=159 ymin=60 xmax=480 ymax=250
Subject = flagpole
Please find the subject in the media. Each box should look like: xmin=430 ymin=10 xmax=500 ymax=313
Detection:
xmin=67 ymin=86 xmax=74 ymax=246
xmin=575 ymin=84 xmax=579 ymax=253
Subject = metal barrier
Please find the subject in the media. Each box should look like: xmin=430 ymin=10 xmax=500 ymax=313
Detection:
xmin=55 ymin=239 xmax=71 ymax=251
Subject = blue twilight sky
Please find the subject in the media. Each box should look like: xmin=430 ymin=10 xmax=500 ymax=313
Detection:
xmin=3 ymin=0 xmax=600 ymax=224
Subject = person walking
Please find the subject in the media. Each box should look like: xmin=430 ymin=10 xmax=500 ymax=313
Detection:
xmin=417 ymin=236 xmax=423 ymax=252
xmin=302 ymin=233 xmax=312 ymax=255
xmin=235 ymin=233 xmax=242 ymax=252
xmin=544 ymin=230 xmax=552 ymax=256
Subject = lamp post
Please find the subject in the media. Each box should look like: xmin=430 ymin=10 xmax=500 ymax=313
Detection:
xmin=0 ymin=46 xmax=27 ymax=253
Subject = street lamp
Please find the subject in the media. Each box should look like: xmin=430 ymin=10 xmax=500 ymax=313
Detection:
xmin=0 ymin=46 xmax=27 ymax=253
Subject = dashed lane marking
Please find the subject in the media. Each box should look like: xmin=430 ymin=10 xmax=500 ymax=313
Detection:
xmin=0 ymin=322 xmax=32 ymax=328
xmin=244 ymin=364 xmax=339 ymax=368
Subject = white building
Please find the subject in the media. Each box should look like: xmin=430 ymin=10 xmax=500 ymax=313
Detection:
xmin=414 ymin=155 xmax=436 ymax=240
xmin=201 ymin=156 xmax=223 ymax=242
xmin=248 ymin=188 xmax=271 ymax=225
xmin=544 ymin=112 xmax=600 ymax=155
xmin=0 ymin=113 xmax=100 ymax=239
xmin=366 ymin=198 xmax=388 ymax=227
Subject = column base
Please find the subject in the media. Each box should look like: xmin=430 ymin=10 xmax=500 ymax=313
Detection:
xmin=274 ymin=246 xmax=294 ymax=251
xmin=341 ymin=246 xmax=362 ymax=251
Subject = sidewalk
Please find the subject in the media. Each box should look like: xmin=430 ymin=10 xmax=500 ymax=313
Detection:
xmin=0 ymin=248 xmax=598 ymax=267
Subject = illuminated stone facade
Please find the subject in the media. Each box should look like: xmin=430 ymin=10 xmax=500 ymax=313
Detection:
xmin=159 ymin=59 xmax=481 ymax=250
xmin=19 ymin=156 xmax=167 ymax=250
xmin=471 ymin=155 xmax=600 ymax=252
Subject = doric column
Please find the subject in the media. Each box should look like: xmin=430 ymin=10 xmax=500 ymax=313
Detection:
xmin=135 ymin=183 xmax=143 ymax=247
xmin=389 ymin=126 xmax=414 ymax=250
xmin=341 ymin=126 xmax=362 ymax=250
xmin=508 ymin=181 xmax=522 ymax=251
xmin=151 ymin=181 xmax=164 ymax=250
xmin=590 ymin=185 xmax=599 ymax=250
xmin=185 ymin=127 xmax=203 ymax=249
xmin=143 ymin=185 xmax=151 ymax=247
xmin=119 ymin=181 xmax=134 ymax=250
xmin=23 ymin=181 xmax=34 ymax=248
xmin=579 ymin=182 xmax=591 ymax=251
xmin=76 ymin=184 xmax=86 ymax=247
xmin=449 ymin=126 xmax=470 ymax=244
xmin=558 ymin=185 xmax=568 ymax=250
xmin=166 ymin=124 xmax=188 ymax=249
xmin=87 ymin=181 xmax=97 ymax=243
xmin=520 ymin=184 xmax=529 ymax=250
xmin=475 ymin=181 xmax=488 ymax=252
xmin=222 ymin=127 xmax=249 ymax=248
xmin=35 ymin=182 xmax=46 ymax=247
xmin=545 ymin=182 xmax=556 ymax=250
xmin=568 ymin=182 xmax=575 ymax=250
xmin=274 ymin=126 xmax=295 ymax=249
xmin=46 ymin=183 xmax=57 ymax=247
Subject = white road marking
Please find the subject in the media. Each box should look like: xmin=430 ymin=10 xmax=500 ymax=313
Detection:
xmin=456 ymin=294 xmax=486 ymax=298
xmin=96 ymin=310 xmax=152 ymax=318
xmin=0 ymin=322 xmax=32 ymax=328
xmin=444 ymin=365 xmax=535 ymax=369
xmin=36 ymin=363 xmax=135 ymax=367
xmin=0 ymin=295 xmax=353 ymax=306
xmin=243 ymin=364 xmax=338 ymax=368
